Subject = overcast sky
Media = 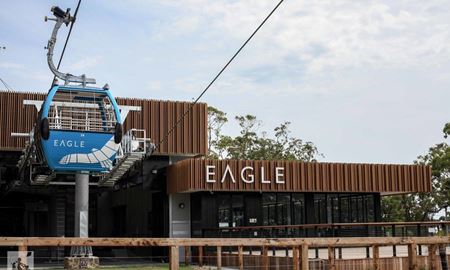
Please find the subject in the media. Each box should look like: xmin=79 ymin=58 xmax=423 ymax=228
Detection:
xmin=0 ymin=0 xmax=449 ymax=164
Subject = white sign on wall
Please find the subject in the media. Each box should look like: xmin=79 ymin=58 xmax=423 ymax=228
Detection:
xmin=205 ymin=165 xmax=285 ymax=184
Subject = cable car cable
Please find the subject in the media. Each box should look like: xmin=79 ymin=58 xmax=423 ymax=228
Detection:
xmin=0 ymin=77 xmax=14 ymax=92
xmin=155 ymin=0 xmax=285 ymax=150
xmin=50 ymin=0 xmax=82 ymax=87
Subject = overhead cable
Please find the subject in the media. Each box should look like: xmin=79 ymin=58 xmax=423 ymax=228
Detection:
xmin=156 ymin=0 xmax=285 ymax=150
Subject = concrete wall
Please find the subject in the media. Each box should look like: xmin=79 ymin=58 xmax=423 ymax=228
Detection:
xmin=169 ymin=193 xmax=191 ymax=238
xmin=169 ymin=193 xmax=191 ymax=263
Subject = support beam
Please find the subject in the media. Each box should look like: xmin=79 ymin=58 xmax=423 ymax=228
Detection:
xmin=238 ymin=245 xmax=244 ymax=270
xmin=301 ymin=244 xmax=309 ymax=270
xmin=328 ymin=246 xmax=336 ymax=270
xmin=439 ymin=244 xmax=449 ymax=270
xmin=184 ymin=246 xmax=190 ymax=266
xmin=198 ymin=246 xmax=203 ymax=267
xmin=293 ymin=246 xmax=299 ymax=270
xmin=217 ymin=246 xmax=222 ymax=270
xmin=169 ymin=246 xmax=179 ymax=270
xmin=262 ymin=246 xmax=269 ymax=270
xmin=70 ymin=173 xmax=92 ymax=257
xmin=18 ymin=245 xmax=27 ymax=266
xmin=372 ymin=245 xmax=380 ymax=270
xmin=428 ymin=244 xmax=437 ymax=270
xmin=408 ymin=243 xmax=417 ymax=270
xmin=74 ymin=173 xmax=89 ymax=238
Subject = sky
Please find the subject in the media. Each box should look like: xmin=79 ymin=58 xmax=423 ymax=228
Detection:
xmin=0 ymin=0 xmax=449 ymax=164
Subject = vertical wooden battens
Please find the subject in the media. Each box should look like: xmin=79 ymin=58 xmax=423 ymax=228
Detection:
xmin=0 ymin=90 xmax=207 ymax=156
xmin=167 ymin=159 xmax=432 ymax=194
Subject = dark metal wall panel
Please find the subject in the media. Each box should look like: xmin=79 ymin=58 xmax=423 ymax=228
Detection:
xmin=0 ymin=91 xmax=207 ymax=155
xmin=167 ymin=159 xmax=432 ymax=194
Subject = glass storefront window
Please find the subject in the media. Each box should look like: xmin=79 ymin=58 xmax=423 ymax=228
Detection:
xmin=231 ymin=195 xmax=244 ymax=227
xmin=276 ymin=194 xmax=291 ymax=225
xmin=328 ymin=195 xmax=339 ymax=223
xmin=217 ymin=195 xmax=244 ymax=227
xmin=358 ymin=196 xmax=365 ymax=222
xmin=314 ymin=194 xmax=327 ymax=223
xmin=292 ymin=194 xmax=304 ymax=225
xmin=366 ymin=195 xmax=374 ymax=222
xmin=217 ymin=195 xmax=230 ymax=227
xmin=351 ymin=196 xmax=359 ymax=222
xmin=262 ymin=193 xmax=276 ymax=226
xmin=213 ymin=193 xmax=377 ymax=230
xmin=340 ymin=196 xmax=350 ymax=223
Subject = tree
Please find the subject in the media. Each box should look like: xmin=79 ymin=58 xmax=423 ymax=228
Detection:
xmin=207 ymin=106 xmax=321 ymax=161
xmin=226 ymin=115 xmax=260 ymax=160
xmin=207 ymin=106 xmax=228 ymax=158
xmin=381 ymin=123 xmax=450 ymax=221
xmin=444 ymin=122 xmax=450 ymax=138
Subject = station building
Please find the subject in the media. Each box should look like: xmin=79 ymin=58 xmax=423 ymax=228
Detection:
xmin=0 ymin=90 xmax=431 ymax=246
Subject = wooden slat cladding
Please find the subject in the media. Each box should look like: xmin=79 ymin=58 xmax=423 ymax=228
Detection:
xmin=0 ymin=90 xmax=207 ymax=155
xmin=167 ymin=159 xmax=432 ymax=194
xmin=115 ymin=97 xmax=207 ymax=155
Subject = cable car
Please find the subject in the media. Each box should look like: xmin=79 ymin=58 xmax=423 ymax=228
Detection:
xmin=29 ymin=6 xmax=124 ymax=174
xmin=37 ymin=84 xmax=122 ymax=173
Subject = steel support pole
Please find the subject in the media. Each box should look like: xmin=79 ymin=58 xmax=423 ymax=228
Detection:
xmin=70 ymin=173 xmax=92 ymax=256
xmin=74 ymin=173 xmax=89 ymax=238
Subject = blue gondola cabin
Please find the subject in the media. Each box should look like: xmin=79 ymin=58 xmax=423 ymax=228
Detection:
xmin=38 ymin=85 xmax=122 ymax=173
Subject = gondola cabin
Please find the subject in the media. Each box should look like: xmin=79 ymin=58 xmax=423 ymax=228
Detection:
xmin=38 ymin=85 xmax=122 ymax=173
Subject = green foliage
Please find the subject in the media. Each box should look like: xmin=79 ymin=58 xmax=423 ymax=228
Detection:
xmin=382 ymin=123 xmax=450 ymax=221
xmin=444 ymin=122 xmax=450 ymax=138
xmin=207 ymin=106 xmax=228 ymax=159
xmin=382 ymin=193 xmax=436 ymax=222
xmin=207 ymin=106 xmax=321 ymax=161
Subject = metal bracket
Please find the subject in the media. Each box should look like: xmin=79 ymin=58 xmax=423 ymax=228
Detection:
xmin=118 ymin=105 xmax=141 ymax=122
xmin=45 ymin=6 xmax=96 ymax=86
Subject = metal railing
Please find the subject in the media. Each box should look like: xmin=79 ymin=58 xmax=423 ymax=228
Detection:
xmin=121 ymin=128 xmax=151 ymax=155
xmin=47 ymin=91 xmax=117 ymax=132
xmin=48 ymin=116 xmax=116 ymax=131
xmin=202 ymin=221 xmax=450 ymax=238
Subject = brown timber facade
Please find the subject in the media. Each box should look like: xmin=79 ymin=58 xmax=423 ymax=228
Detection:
xmin=0 ymin=90 xmax=207 ymax=155
xmin=167 ymin=159 xmax=431 ymax=194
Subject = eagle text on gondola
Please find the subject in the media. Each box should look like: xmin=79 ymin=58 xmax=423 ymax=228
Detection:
xmin=205 ymin=165 xmax=285 ymax=184
xmin=53 ymin=139 xmax=85 ymax=148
